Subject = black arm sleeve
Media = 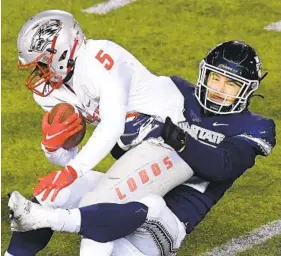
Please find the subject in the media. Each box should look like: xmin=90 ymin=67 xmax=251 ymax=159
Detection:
xmin=110 ymin=143 xmax=126 ymax=160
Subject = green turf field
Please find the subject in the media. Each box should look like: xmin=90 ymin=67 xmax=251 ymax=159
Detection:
xmin=2 ymin=0 xmax=281 ymax=255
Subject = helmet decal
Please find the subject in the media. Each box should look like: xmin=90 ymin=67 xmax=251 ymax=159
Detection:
xmin=29 ymin=19 xmax=62 ymax=53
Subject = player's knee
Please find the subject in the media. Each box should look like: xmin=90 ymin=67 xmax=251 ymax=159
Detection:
xmin=78 ymin=191 xmax=95 ymax=208
xmin=78 ymin=194 xmax=88 ymax=208
xmin=137 ymin=194 xmax=166 ymax=218
xmin=78 ymin=190 xmax=103 ymax=208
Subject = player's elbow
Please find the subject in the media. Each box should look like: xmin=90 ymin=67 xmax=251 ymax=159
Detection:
xmin=207 ymin=165 xmax=234 ymax=183
xmin=209 ymin=168 xmax=234 ymax=182
xmin=208 ymin=149 xmax=254 ymax=183
xmin=41 ymin=144 xmax=79 ymax=167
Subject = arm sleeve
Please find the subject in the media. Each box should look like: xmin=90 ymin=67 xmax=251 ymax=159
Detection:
xmin=33 ymin=92 xmax=61 ymax=112
xmin=68 ymin=62 xmax=133 ymax=176
xmin=110 ymin=143 xmax=126 ymax=159
xmin=179 ymin=118 xmax=276 ymax=182
xmin=41 ymin=144 xmax=79 ymax=166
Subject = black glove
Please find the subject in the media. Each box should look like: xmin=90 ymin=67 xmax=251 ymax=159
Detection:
xmin=161 ymin=117 xmax=188 ymax=152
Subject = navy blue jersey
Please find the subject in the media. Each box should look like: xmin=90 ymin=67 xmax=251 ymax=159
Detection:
xmin=111 ymin=76 xmax=276 ymax=234
xmin=163 ymin=76 xmax=276 ymax=233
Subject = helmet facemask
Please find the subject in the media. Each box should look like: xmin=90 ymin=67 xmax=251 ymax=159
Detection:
xmin=195 ymin=60 xmax=259 ymax=115
xmin=18 ymin=36 xmax=63 ymax=96
xmin=18 ymin=35 xmax=79 ymax=97
xmin=195 ymin=40 xmax=265 ymax=115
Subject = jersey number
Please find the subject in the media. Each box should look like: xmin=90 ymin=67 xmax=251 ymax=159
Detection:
xmin=95 ymin=50 xmax=114 ymax=70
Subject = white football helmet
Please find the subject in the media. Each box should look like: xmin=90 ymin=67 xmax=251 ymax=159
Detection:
xmin=17 ymin=10 xmax=86 ymax=96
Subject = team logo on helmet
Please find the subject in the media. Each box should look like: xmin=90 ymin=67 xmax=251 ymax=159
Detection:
xmin=29 ymin=19 xmax=62 ymax=52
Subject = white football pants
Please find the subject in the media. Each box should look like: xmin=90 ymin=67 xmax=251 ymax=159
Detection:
xmin=36 ymin=141 xmax=192 ymax=255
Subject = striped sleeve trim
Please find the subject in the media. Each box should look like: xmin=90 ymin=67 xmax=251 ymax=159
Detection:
xmin=237 ymin=134 xmax=273 ymax=156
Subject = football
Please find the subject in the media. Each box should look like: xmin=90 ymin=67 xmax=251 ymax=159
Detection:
xmin=48 ymin=103 xmax=86 ymax=150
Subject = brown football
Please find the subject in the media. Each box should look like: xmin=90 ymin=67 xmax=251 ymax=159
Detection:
xmin=48 ymin=103 xmax=86 ymax=150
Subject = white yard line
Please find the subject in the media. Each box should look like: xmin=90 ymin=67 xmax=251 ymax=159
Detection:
xmin=264 ymin=20 xmax=281 ymax=32
xmin=82 ymin=0 xmax=137 ymax=14
xmin=202 ymin=219 xmax=281 ymax=256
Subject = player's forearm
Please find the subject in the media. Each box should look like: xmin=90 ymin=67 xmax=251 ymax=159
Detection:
xmin=179 ymin=136 xmax=257 ymax=182
xmin=41 ymin=144 xmax=79 ymax=166
xmin=68 ymin=119 xmax=125 ymax=176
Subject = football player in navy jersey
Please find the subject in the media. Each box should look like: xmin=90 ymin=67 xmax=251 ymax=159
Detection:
xmin=8 ymin=41 xmax=276 ymax=256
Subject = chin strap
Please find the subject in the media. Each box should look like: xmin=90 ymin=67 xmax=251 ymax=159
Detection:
xmin=67 ymin=38 xmax=79 ymax=73
xmin=246 ymin=93 xmax=265 ymax=108
xmin=259 ymin=71 xmax=268 ymax=82
xmin=251 ymin=93 xmax=265 ymax=99
xmin=63 ymin=69 xmax=74 ymax=84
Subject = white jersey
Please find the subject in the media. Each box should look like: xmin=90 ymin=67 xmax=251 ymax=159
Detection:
xmin=34 ymin=39 xmax=185 ymax=176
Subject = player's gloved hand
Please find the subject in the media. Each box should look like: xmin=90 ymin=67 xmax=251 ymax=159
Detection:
xmin=33 ymin=166 xmax=77 ymax=202
xmin=161 ymin=117 xmax=188 ymax=152
xmin=42 ymin=105 xmax=83 ymax=152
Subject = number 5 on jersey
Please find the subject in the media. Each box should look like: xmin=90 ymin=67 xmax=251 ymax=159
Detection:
xmin=95 ymin=50 xmax=114 ymax=70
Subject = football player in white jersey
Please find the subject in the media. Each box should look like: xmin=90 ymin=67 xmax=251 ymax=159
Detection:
xmin=17 ymin=9 xmax=189 ymax=199
xmin=6 ymin=9 xmax=194 ymax=256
